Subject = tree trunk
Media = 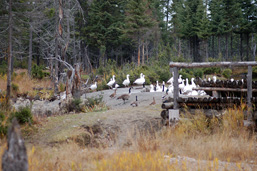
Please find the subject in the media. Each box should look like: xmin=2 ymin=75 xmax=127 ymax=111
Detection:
xmin=252 ymin=33 xmax=256 ymax=61
xmin=178 ymin=38 xmax=181 ymax=57
xmin=205 ymin=39 xmax=208 ymax=62
xmin=246 ymin=33 xmax=249 ymax=61
xmin=28 ymin=24 xmax=32 ymax=77
xmin=212 ymin=35 xmax=214 ymax=58
xmin=240 ymin=33 xmax=243 ymax=60
xmin=146 ymin=42 xmax=149 ymax=64
xmin=137 ymin=42 xmax=140 ymax=66
xmin=225 ymin=34 xmax=228 ymax=60
xmin=230 ymin=32 xmax=233 ymax=60
xmin=218 ymin=36 xmax=221 ymax=58
xmin=7 ymin=0 xmax=12 ymax=104
xmin=142 ymin=41 xmax=145 ymax=65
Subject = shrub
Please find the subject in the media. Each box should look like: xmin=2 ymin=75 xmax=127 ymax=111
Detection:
xmin=222 ymin=69 xmax=232 ymax=79
xmin=12 ymin=106 xmax=33 ymax=124
xmin=203 ymin=67 xmax=221 ymax=75
xmin=193 ymin=68 xmax=204 ymax=78
xmin=66 ymin=99 xmax=82 ymax=112
xmin=31 ymin=65 xmax=49 ymax=79
xmin=85 ymin=94 xmax=103 ymax=108
xmin=59 ymin=83 xmax=66 ymax=92
xmin=11 ymin=83 xmax=19 ymax=92
xmin=0 ymin=111 xmax=8 ymax=136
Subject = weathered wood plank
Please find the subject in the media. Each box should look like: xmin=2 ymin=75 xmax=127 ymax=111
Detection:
xmin=247 ymin=66 xmax=252 ymax=120
xmin=193 ymin=87 xmax=257 ymax=92
xmin=170 ymin=61 xmax=257 ymax=68
xmin=173 ymin=67 xmax=179 ymax=109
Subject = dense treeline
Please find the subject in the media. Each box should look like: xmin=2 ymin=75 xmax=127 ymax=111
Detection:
xmin=0 ymin=0 xmax=256 ymax=72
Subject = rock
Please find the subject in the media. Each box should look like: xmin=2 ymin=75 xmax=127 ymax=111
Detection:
xmin=2 ymin=118 xmax=28 ymax=171
xmin=32 ymin=100 xmax=61 ymax=117
xmin=13 ymin=99 xmax=31 ymax=110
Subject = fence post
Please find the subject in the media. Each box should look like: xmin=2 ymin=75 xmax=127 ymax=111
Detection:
xmin=247 ymin=66 xmax=252 ymax=120
xmin=173 ymin=67 xmax=179 ymax=109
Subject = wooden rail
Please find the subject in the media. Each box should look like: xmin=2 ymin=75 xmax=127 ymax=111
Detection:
xmin=169 ymin=61 xmax=257 ymax=68
xmin=193 ymin=87 xmax=257 ymax=92
xmin=170 ymin=61 xmax=257 ymax=120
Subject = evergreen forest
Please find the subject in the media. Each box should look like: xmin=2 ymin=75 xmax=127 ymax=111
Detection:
xmin=0 ymin=0 xmax=257 ymax=73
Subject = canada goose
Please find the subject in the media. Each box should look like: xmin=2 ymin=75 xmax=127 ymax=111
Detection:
xmin=123 ymin=74 xmax=130 ymax=87
xmin=134 ymin=73 xmax=145 ymax=85
xmin=110 ymin=89 xmax=117 ymax=98
xmin=117 ymin=87 xmax=132 ymax=103
xmin=130 ymin=96 xmax=138 ymax=107
xmin=149 ymin=97 xmax=156 ymax=105
xmin=107 ymin=75 xmax=115 ymax=88
xmin=89 ymin=82 xmax=97 ymax=91
xmin=162 ymin=81 xmax=168 ymax=92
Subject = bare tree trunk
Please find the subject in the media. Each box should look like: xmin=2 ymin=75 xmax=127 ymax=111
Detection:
xmin=230 ymin=32 xmax=233 ymax=60
xmin=240 ymin=33 xmax=243 ymax=60
xmin=252 ymin=33 xmax=256 ymax=61
xmin=218 ymin=36 xmax=221 ymax=57
xmin=246 ymin=33 xmax=249 ymax=61
xmin=225 ymin=34 xmax=228 ymax=60
xmin=146 ymin=42 xmax=149 ymax=64
xmin=7 ymin=0 xmax=13 ymax=104
xmin=205 ymin=39 xmax=208 ymax=62
xmin=142 ymin=41 xmax=145 ymax=65
xmin=28 ymin=24 xmax=32 ymax=77
xmin=137 ymin=42 xmax=140 ymax=66
xmin=212 ymin=35 xmax=214 ymax=58
xmin=178 ymin=38 xmax=181 ymax=57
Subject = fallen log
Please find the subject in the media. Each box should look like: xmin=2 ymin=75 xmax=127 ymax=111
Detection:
xmin=161 ymin=102 xmax=173 ymax=109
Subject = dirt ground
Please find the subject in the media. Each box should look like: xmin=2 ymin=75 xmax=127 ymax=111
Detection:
xmin=27 ymin=87 xmax=166 ymax=146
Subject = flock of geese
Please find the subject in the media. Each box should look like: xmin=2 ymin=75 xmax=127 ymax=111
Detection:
xmin=89 ymin=73 xmax=208 ymax=105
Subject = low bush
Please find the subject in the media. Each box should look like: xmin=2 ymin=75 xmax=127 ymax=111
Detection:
xmin=12 ymin=106 xmax=33 ymax=125
xmin=31 ymin=65 xmax=49 ymax=79
xmin=222 ymin=69 xmax=232 ymax=79
xmin=0 ymin=111 xmax=8 ymax=137
xmin=203 ymin=67 xmax=221 ymax=75
xmin=66 ymin=99 xmax=82 ymax=113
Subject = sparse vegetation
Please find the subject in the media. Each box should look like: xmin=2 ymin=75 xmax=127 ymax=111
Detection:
xmin=222 ymin=68 xmax=232 ymax=79
xmin=12 ymin=106 xmax=33 ymax=125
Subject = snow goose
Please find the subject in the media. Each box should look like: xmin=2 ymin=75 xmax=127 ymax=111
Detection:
xmin=150 ymin=84 xmax=155 ymax=92
xmin=178 ymin=75 xmax=183 ymax=84
xmin=156 ymin=81 xmax=162 ymax=92
xmin=112 ymin=83 xmax=120 ymax=90
xmin=179 ymin=79 xmax=185 ymax=94
xmin=134 ymin=74 xmax=145 ymax=85
xmin=89 ymin=82 xmax=97 ymax=91
xmin=107 ymin=75 xmax=115 ymax=88
xmin=183 ymin=78 xmax=192 ymax=95
xmin=122 ymin=74 xmax=130 ymax=87
xmin=213 ymin=76 xmax=217 ymax=83
xmin=167 ymin=76 xmax=173 ymax=84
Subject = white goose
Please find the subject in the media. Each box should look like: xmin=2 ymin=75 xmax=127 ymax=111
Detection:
xmin=167 ymin=76 xmax=173 ymax=84
xmin=112 ymin=83 xmax=120 ymax=90
xmin=156 ymin=81 xmax=162 ymax=92
xmin=150 ymin=84 xmax=155 ymax=92
xmin=89 ymin=82 xmax=97 ymax=91
xmin=178 ymin=75 xmax=183 ymax=84
xmin=122 ymin=74 xmax=130 ymax=87
xmin=107 ymin=75 xmax=115 ymax=88
xmin=213 ymin=76 xmax=217 ymax=83
xmin=134 ymin=74 xmax=145 ymax=85
xmin=168 ymin=85 xmax=174 ymax=93
xmin=179 ymin=79 xmax=185 ymax=94
xmin=183 ymin=78 xmax=192 ymax=95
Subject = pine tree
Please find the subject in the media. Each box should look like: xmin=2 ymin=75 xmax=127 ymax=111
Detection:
xmin=124 ymin=0 xmax=154 ymax=66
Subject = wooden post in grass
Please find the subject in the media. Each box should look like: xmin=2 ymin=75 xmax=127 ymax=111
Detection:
xmin=247 ymin=66 xmax=252 ymax=120
xmin=173 ymin=67 xmax=179 ymax=109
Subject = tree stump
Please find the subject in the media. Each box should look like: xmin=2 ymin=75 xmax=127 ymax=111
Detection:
xmin=2 ymin=118 xmax=28 ymax=171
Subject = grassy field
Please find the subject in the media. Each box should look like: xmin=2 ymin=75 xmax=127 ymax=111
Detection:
xmin=1 ymin=105 xmax=256 ymax=170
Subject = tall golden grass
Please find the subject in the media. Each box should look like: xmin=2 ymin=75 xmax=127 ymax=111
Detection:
xmin=0 ymin=107 xmax=256 ymax=170
xmin=0 ymin=69 xmax=52 ymax=94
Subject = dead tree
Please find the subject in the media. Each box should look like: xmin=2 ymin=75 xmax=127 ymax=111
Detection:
xmin=2 ymin=118 xmax=28 ymax=171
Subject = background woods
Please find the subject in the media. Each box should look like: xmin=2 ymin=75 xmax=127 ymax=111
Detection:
xmin=0 ymin=0 xmax=256 ymax=72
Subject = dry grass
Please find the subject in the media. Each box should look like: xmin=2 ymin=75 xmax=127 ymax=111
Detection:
xmin=0 ymin=107 xmax=256 ymax=170
xmin=0 ymin=69 xmax=52 ymax=95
